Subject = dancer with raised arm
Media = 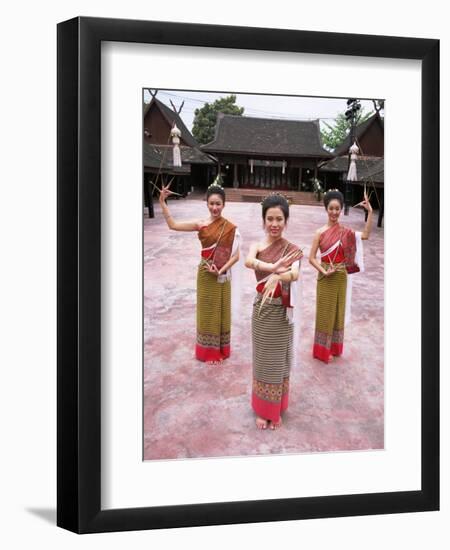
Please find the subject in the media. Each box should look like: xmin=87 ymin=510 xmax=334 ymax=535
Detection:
xmin=159 ymin=181 xmax=240 ymax=365
xmin=309 ymin=189 xmax=372 ymax=363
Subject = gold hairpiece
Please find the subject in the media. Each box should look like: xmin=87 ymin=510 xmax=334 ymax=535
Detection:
xmin=207 ymin=182 xmax=224 ymax=191
xmin=207 ymin=173 xmax=224 ymax=191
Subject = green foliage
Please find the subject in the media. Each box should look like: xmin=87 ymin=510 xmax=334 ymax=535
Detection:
xmin=321 ymin=108 xmax=373 ymax=151
xmin=192 ymin=95 xmax=244 ymax=144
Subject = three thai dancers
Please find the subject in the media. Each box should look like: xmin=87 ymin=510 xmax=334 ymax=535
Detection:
xmin=159 ymin=184 xmax=373 ymax=429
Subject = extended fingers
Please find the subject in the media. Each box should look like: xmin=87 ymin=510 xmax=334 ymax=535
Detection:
xmin=280 ymin=251 xmax=294 ymax=263
xmin=281 ymin=250 xmax=301 ymax=264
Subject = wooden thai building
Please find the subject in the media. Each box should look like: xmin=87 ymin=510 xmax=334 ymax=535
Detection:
xmin=334 ymin=112 xmax=384 ymax=157
xmin=201 ymin=113 xmax=332 ymax=193
xmin=318 ymin=112 xmax=384 ymax=226
xmin=143 ymin=97 xmax=214 ymax=216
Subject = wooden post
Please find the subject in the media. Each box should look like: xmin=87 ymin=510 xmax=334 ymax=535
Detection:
xmin=144 ymin=173 xmax=154 ymax=218
xmin=233 ymin=163 xmax=239 ymax=188
xmin=377 ymin=192 xmax=384 ymax=227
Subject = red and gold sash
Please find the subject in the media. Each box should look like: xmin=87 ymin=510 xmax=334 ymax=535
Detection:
xmin=320 ymin=224 xmax=359 ymax=274
xmin=198 ymin=217 xmax=237 ymax=271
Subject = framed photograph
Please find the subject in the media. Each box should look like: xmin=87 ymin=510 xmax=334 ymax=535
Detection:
xmin=57 ymin=17 xmax=439 ymax=533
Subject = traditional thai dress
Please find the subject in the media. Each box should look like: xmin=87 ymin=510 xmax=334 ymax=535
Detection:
xmin=251 ymin=238 xmax=301 ymax=423
xmin=196 ymin=217 xmax=239 ymax=362
xmin=313 ymin=223 xmax=363 ymax=363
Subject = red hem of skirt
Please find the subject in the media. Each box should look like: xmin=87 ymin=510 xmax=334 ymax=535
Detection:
xmin=195 ymin=344 xmax=230 ymax=362
xmin=331 ymin=342 xmax=343 ymax=356
xmin=251 ymin=392 xmax=288 ymax=423
xmin=313 ymin=342 xmax=344 ymax=363
xmin=313 ymin=343 xmax=331 ymax=363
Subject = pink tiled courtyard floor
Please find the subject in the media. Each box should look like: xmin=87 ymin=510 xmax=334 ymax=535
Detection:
xmin=144 ymin=199 xmax=384 ymax=460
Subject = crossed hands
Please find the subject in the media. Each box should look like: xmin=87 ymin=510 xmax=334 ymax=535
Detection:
xmin=323 ymin=263 xmax=337 ymax=277
xmin=203 ymin=261 xmax=221 ymax=277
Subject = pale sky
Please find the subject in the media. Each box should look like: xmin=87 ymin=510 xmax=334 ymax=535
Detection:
xmin=143 ymin=88 xmax=381 ymax=132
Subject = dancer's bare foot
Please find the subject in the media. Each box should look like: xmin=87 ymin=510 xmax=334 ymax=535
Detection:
xmin=256 ymin=417 xmax=268 ymax=430
xmin=269 ymin=418 xmax=282 ymax=430
xmin=328 ymin=355 xmax=334 ymax=363
xmin=206 ymin=359 xmax=224 ymax=366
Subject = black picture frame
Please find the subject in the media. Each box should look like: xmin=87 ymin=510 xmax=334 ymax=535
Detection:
xmin=57 ymin=16 xmax=439 ymax=534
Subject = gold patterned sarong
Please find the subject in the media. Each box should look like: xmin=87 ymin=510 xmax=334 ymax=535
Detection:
xmin=196 ymin=217 xmax=236 ymax=362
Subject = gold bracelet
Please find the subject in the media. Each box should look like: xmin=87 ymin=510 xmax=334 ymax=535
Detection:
xmin=253 ymin=259 xmax=260 ymax=270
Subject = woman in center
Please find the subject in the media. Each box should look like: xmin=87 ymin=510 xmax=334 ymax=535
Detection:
xmin=245 ymin=195 xmax=303 ymax=430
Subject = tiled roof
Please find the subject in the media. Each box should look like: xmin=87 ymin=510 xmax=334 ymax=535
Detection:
xmin=319 ymin=156 xmax=384 ymax=183
xmin=202 ymin=114 xmax=332 ymax=158
xmin=144 ymin=143 xmax=189 ymax=174
xmin=144 ymin=143 xmax=213 ymax=173
xmin=356 ymin=157 xmax=384 ymax=183
xmin=320 ymin=156 xmax=381 ymax=173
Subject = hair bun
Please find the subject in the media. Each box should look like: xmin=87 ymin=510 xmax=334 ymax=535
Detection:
xmin=261 ymin=192 xmax=290 ymax=206
xmin=323 ymin=189 xmax=344 ymax=208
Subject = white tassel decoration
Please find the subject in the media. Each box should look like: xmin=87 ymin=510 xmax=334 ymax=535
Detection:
xmin=346 ymin=141 xmax=359 ymax=181
xmin=171 ymin=124 xmax=182 ymax=167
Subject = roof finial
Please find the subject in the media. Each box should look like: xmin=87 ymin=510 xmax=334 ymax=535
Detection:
xmin=170 ymin=100 xmax=185 ymax=115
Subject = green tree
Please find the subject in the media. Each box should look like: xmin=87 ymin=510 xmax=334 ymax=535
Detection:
xmin=192 ymin=95 xmax=244 ymax=144
xmin=321 ymin=108 xmax=373 ymax=151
